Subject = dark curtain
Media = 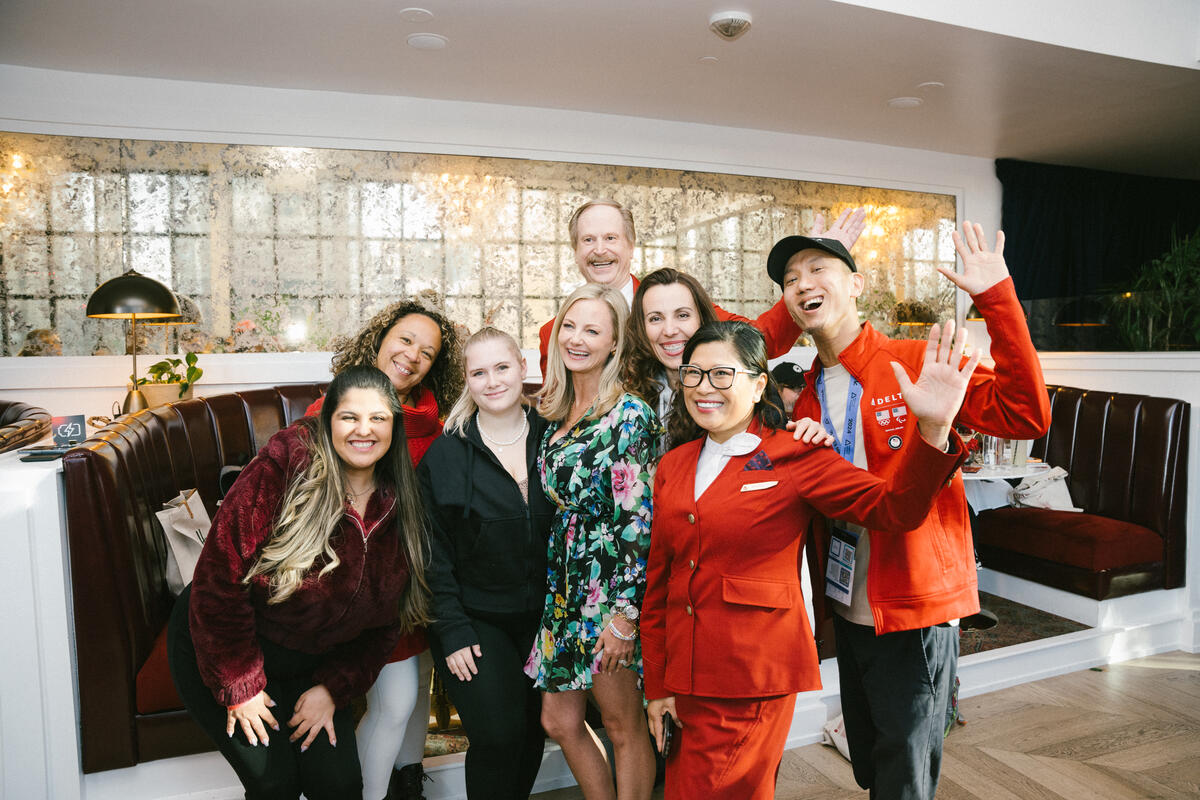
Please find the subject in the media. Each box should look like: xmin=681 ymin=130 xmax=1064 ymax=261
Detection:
xmin=995 ymin=158 xmax=1200 ymax=300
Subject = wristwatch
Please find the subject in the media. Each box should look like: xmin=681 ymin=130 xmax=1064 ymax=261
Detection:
xmin=616 ymin=605 xmax=640 ymax=623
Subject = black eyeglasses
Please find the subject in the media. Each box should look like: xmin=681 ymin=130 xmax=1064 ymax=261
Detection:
xmin=678 ymin=365 xmax=760 ymax=389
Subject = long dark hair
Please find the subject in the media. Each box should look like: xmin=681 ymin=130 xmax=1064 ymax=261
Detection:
xmin=623 ymin=268 xmax=721 ymax=408
xmin=667 ymin=320 xmax=788 ymax=446
xmin=247 ymin=365 xmax=430 ymax=630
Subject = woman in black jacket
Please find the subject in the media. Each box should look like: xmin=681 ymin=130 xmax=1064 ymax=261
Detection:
xmin=418 ymin=326 xmax=551 ymax=799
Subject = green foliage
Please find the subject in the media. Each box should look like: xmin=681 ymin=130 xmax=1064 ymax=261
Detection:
xmin=132 ymin=352 xmax=204 ymax=397
xmin=1111 ymin=226 xmax=1200 ymax=351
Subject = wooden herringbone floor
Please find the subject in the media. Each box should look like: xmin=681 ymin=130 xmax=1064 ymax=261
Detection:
xmin=534 ymin=651 xmax=1200 ymax=799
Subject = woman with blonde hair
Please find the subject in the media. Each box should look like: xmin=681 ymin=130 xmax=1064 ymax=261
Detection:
xmin=168 ymin=365 xmax=429 ymax=799
xmin=422 ymin=326 xmax=552 ymax=798
xmin=308 ymin=298 xmax=462 ymax=800
xmin=526 ymin=283 xmax=662 ymax=800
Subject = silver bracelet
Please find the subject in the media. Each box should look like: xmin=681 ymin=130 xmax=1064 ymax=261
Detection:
xmin=608 ymin=619 xmax=637 ymax=641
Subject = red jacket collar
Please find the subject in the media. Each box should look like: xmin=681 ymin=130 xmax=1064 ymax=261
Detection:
xmin=802 ymin=322 xmax=886 ymax=385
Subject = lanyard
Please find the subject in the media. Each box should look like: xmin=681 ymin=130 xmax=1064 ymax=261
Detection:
xmin=815 ymin=367 xmax=863 ymax=464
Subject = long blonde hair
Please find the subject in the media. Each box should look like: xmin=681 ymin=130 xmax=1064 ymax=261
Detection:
xmin=244 ymin=366 xmax=431 ymax=631
xmin=538 ymin=283 xmax=629 ymax=423
xmin=443 ymin=326 xmax=529 ymax=436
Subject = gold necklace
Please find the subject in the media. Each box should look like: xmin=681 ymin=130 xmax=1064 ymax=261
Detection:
xmin=345 ymin=482 xmax=375 ymax=504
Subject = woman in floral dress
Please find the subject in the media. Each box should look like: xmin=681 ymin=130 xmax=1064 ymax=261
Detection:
xmin=526 ymin=282 xmax=662 ymax=800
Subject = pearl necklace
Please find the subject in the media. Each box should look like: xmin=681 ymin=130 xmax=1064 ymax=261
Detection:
xmin=477 ymin=411 xmax=528 ymax=451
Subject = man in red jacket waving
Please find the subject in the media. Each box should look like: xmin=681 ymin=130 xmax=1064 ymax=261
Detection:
xmin=770 ymin=221 xmax=1050 ymax=800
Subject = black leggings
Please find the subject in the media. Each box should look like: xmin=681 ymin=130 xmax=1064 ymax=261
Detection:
xmin=429 ymin=610 xmax=545 ymax=800
xmin=167 ymin=585 xmax=363 ymax=800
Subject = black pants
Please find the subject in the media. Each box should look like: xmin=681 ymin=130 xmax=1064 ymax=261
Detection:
xmin=167 ymin=585 xmax=363 ymax=800
xmin=429 ymin=610 xmax=545 ymax=800
xmin=834 ymin=614 xmax=957 ymax=800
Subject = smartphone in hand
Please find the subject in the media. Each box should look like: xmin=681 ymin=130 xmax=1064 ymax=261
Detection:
xmin=660 ymin=712 xmax=674 ymax=757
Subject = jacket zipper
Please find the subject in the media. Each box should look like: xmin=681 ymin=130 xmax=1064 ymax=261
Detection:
xmin=338 ymin=495 xmax=397 ymax=624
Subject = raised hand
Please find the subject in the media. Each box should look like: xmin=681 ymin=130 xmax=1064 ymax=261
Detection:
xmin=890 ymin=321 xmax=981 ymax=449
xmin=812 ymin=207 xmax=867 ymax=250
xmin=941 ymin=221 xmax=1008 ymax=296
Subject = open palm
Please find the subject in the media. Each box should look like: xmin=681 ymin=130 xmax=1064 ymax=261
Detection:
xmin=890 ymin=321 xmax=981 ymax=445
xmin=939 ymin=221 xmax=1008 ymax=296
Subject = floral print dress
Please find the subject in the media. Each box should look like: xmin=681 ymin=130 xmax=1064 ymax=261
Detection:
xmin=525 ymin=393 xmax=662 ymax=692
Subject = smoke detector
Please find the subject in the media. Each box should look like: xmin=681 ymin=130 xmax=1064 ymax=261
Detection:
xmin=709 ymin=11 xmax=752 ymax=41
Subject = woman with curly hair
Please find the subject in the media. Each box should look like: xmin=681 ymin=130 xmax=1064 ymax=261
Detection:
xmin=307 ymin=299 xmax=462 ymax=800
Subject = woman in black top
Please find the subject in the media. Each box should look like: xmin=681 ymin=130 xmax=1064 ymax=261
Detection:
xmin=418 ymin=327 xmax=552 ymax=799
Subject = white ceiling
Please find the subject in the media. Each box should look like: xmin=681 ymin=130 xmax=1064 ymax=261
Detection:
xmin=3 ymin=0 xmax=1199 ymax=179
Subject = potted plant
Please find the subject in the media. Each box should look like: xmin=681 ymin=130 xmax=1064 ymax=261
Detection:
xmin=1111 ymin=226 xmax=1200 ymax=350
xmin=132 ymin=352 xmax=204 ymax=406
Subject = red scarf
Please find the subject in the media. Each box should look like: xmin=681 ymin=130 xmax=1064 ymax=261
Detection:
xmin=304 ymin=385 xmax=443 ymax=466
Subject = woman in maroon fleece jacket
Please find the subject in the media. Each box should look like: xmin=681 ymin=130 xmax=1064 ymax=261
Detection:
xmin=168 ymin=365 xmax=429 ymax=800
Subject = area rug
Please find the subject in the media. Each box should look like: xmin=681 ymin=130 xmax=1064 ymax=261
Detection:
xmin=959 ymin=591 xmax=1089 ymax=655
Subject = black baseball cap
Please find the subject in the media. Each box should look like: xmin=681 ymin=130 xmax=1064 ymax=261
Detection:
xmin=770 ymin=361 xmax=806 ymax=389
xmin=767 ymin=235 xmax=857 ymax=287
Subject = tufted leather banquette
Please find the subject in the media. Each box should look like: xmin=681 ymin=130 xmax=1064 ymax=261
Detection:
xmin=63 ymin=383 xmax=325 ymax=773
xmin=0 ymin=398 xmax=52 ymax=453
xmin=974 ymin=384 xmax=1189 ymax=600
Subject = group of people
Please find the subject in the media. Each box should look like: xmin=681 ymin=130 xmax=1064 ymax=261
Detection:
xmin=168 ymin=195 xmax=1050 ymax=800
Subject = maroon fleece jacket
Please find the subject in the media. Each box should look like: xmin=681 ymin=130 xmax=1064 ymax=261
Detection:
xmin=188 ymin=421 xmax=410 ymax=707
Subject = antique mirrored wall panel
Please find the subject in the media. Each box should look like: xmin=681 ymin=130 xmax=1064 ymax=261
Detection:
xmin=0 ymin=133 xmax=956 ymax=357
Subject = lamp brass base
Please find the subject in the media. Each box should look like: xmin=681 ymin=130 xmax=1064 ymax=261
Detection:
xmin=121 ymin=389 xmax=149 ymax=414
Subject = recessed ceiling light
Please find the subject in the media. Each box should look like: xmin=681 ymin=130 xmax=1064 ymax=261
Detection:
xmin=916 ymin=81 xmax=945 ymax=91
xmin=398 ymin=7 xmax=434 ymax=23
xmin=698 ymin=55 xmax=720 ymax=64
xmin=407 ymin=33 xmax=448 ymax=50
xmin=887 ymin=96 xmax=923 ymax=109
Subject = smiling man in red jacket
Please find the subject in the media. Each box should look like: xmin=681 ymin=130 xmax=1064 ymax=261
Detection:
xmin=536 ymin=199 xmax=867 ymax=378
xmin=770 ymin=221 xmax=1050 ymax=800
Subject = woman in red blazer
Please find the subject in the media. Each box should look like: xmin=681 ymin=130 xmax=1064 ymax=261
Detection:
xmin=641 ymin=320 xmax=978 ymax=799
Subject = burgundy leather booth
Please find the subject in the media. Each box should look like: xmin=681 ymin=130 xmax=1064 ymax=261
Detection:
xmin=0 ymin=398 xmax=52 ymax=453
xmin=63 ymin=383 xmax=325 ymax=773
xmin=974 ymin=384 xmax=1189 ymax=600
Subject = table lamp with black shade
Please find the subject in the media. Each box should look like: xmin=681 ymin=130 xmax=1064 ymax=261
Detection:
xmin=86 ymin=270 xmax=181 ymax=413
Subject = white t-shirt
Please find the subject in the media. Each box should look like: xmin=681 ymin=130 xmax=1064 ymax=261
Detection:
xmin=822 ymin=363 xmax=875 ymax=626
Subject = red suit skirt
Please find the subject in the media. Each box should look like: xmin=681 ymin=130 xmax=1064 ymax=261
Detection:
xmin=666 ymin=692 xmax=797 ymax=800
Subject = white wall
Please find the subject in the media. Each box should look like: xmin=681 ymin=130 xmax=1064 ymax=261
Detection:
xmin=0 ymin=64 xmax=1002 ymax=230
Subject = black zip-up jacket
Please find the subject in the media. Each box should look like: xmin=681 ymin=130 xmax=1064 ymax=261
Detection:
xmin=418 ymin=407 xmax=553 ymax=655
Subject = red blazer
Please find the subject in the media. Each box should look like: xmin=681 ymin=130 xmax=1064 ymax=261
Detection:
xmin=537 ymin=275 xmax=800 ymax=378
xmin=641 ymin=422 xmax=966 ymax=701
xmin=792 ymin=277 xmax=1050 ymax=633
